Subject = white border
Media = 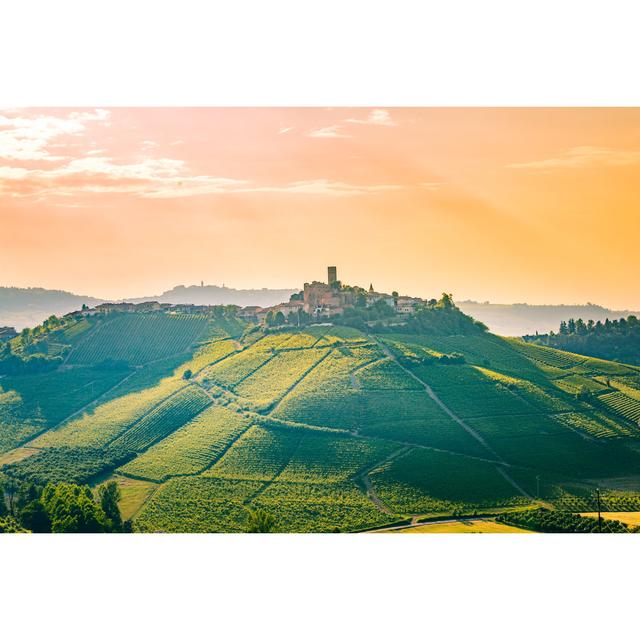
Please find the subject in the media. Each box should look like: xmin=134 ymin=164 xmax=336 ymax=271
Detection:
xmin=2 ymin=2 xmax=640 ymax=637
xmin=2 ymin=0 xmax=640 ymax=106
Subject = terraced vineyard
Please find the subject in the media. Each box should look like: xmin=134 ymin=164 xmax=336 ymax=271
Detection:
xmin=4 ymin=312 xmax=640 ymax=532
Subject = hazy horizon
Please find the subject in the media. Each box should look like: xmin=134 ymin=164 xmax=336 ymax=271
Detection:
xmin=1 ymin=279 xmax=638 ymax=312
xmin=2 ymin=107 xmax=640 ymax=307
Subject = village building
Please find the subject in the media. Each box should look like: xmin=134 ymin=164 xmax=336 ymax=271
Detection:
xmin=95 ymin=302 xmax=137 ymax=314
xmin=237 ymin=305 xmax=263 ymax=320
xmin=135 ymin=301 xmax=162 ymax=312
xmin=366 ymin=291 xmax=395 ymax=308
xmin=396 ymin=296 xmax=423 ymax=314
xmin=302 ymin=266 xmax=356 ymax=318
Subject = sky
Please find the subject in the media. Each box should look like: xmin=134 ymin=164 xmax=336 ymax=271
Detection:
xmin=1 ymin=107 xmax=639 ymax=307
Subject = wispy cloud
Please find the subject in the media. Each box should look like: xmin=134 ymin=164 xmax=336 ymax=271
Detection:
xmin=244 ymin=179 xmax=401 ymax=197
xmin=345 ymin=109 xmax=397 ymax=127
xmin=0 ymin=155 xmax=403 ymax=200
xmin=307 ymin=125 xmax=351 ymax=138
xmin=0 ymin=109 xmax=110 ymax=162
xmin=278 ymin=126 xmax=295 ymax=135
xmin=421 ymin=181 xmax=443 ymax=191
xmin=507 ymin=146 xmax=640 ymax=171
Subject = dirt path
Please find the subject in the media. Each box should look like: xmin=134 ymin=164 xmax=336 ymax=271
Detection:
xmin=267 ymin=348 xmax=333 ymax=415
xmin=355 ymin=446 xmax=413 ymax=515
xmin=374 ymin=336 xmax=534 ymax=501
xmin=364 ymin=514 xmax=497 ymax=533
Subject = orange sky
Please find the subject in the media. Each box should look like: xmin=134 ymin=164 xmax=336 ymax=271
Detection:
xmin=1 ymin=107 xmax=639 ymax=307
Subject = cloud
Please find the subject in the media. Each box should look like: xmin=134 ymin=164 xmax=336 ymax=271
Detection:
xmin=420 ymin=182 xmax=443 ymax=191
xmin=345 ymin=109 xmax=397 ymax=127
xmin=141 ymin=140 xmax=160 ymax=150
xmin=307 ymin=125 xmax=351 ymax=138
xmin=243 ymin=179 xmax=402 ymax=197
xmin=0 ymin=109 xmax=110 ymax=162
xmin=507 ymin=146 xmax=640 ymax=171
xmin=0 ymin=154 xmax=403 ymax=200
xmin=278 ymin=126 xmax=294 ymax=134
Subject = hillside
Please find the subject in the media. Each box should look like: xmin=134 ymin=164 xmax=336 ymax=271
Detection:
xmin=3 ymin=309 xmax=640 ymax=532
xmin=457 ymin=301 xmax=639 ymax=337
xmin=0 ymin=287 xmax=104 ymax=331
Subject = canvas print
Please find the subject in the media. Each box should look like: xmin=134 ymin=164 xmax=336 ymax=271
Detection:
xmin=1 ymin=107 xmax=640 ymax=534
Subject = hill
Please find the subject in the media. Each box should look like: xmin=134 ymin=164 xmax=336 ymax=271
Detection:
xmin=0 ymin=284 xmax=296 ymax=333
xmin=525 ymin=315 xmax=640 ymax=365
xmin=457 ymin=301 xmax=639 ymax=337
xmin=3 ymin=307 xmax=640 ymax=532
xmin=0 ymin=287 xmax=104 ymax=331
xmin=127 ymin=284 xmax=296 ymax=308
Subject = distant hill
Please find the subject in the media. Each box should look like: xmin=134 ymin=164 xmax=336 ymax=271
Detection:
xmin=126 ymin=284 xmax=297 ymax=308
xmin=457 ymin=301 xmax=640 ymax=337
xmin=0 ymin=287 xmax=104 ymax=331
xmin=0 ymin=284 xmax=297 ymax=331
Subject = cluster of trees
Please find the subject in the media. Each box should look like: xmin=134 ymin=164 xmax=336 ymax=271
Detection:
xmin=373 ymin=294 xmax=487 ymax=336
xmin=497 ymin=508 xmax=630 ymax=533
xmin=0 ymin=477 xmax=128 ymax=533
xmin=526 ymin=315 xmax=640 ymax=364
xmin=0 ymin=314 xmax=71 ymax=374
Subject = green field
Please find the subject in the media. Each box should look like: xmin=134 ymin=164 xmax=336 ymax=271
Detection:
xmin=4 ymin=313 xmax=640 ymax=532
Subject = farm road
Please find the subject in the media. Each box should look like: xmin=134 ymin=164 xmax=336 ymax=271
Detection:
xmin=374 ymin=337 xmax=533 ymax=501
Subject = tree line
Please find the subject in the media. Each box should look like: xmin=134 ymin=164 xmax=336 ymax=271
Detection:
xmin=0 ymin=476 xmax=127 ymax=533
xmin=525 ymin=315 xmax=640 ymax=365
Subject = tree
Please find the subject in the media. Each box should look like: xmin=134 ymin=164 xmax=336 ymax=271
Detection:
xmin=0 ymin=480 xmax=7 ymax=517
xmin=245 ymin=508 xmax=276 ymax=533
xmin=265 ymin=311 xmax=275 ymax=327
xmin=182 ymin=369 xmax=193 ymax=380
xmin=19 ymin=500 xmax=51 ymax=533
xmin=274 ymin=311 xmax=285 ymax=326
xmin=98 ymin=481 xmax=123 ymax=532
xmin=41 ymin=483 xmax=109 ymax=533
xmin=436 ymin=293 xmax=455 ymax=310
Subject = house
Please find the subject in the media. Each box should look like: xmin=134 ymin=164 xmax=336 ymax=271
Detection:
xmin=135 ymin=301 xmax=161 ymax=312
xmin=237 ymin=306 xmax=262 ymax=320
xmin=95 ymin=302 xmax=137 ymax=314
xmin=396 ymin=296 xmax=423 ymax=314
xmin=258 ymin=301 xmax=305 ymax=324
xmin=366 ymin=292 xmax=395 ymax=308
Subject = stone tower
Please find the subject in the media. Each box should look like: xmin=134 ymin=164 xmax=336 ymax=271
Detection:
xmin=327 ymin=266 xmax=337 ymax=286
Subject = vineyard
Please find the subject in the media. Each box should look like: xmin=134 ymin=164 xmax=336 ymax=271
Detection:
xmin=4 ymin=315 xmax=640 ymax=532
xmin=109 ymin=384 xmax=212 ymax=453
xmin=599 ymin=391 xmax=640 ymax=423
xmin=66 ymin=313 xmax=208 ymax=365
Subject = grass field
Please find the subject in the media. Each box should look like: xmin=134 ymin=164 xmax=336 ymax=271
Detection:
xmin=580 ymin=512 xmax=640 ymax=526
xmin=382 ymin=519 xmax=532 ymax=533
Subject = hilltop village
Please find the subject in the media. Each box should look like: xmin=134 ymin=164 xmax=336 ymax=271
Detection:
xmin=1 ymin=267 xmax=461 ymax=358
xmin=49 ymin=266 xmax=433 ymax=328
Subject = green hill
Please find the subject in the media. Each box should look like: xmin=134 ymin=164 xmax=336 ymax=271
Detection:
xmin=3 ymin=309 xmax=640 ymax=532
